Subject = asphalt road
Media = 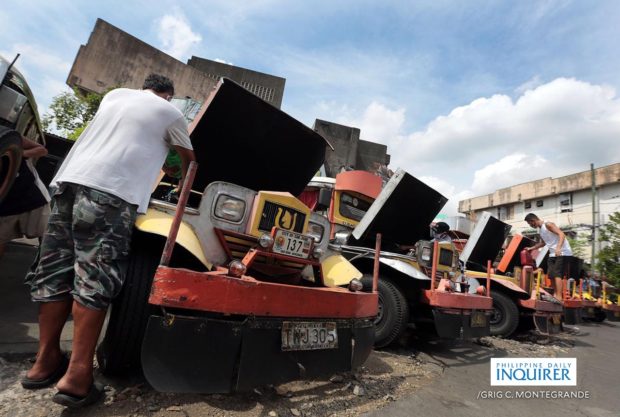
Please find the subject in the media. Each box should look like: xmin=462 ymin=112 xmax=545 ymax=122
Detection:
xmin=0 ymin=242 xmax=73 ymax=355
xmin=363 ymin=321 xmax=620 ymax=417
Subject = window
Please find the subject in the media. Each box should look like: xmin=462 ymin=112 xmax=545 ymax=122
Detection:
xmin=559 ymin=193 xmax=572 ymax=213
xmin=524 ymin=201 xmax=531 ymax=209
xmin=536 ymin=200 xmax=544 ymax=207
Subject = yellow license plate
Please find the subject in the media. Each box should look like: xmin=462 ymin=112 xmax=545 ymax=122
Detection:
xmin=471 ymin=311 xmax=487 ymax=328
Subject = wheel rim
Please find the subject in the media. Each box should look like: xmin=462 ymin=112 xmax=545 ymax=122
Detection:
xmin=490 ymin=304 xmax=504 ymax=326
xmin=374 ymin=293 xmax=384 ymax=325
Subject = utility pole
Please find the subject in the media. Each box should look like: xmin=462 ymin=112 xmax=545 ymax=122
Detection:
xmin=591 ymin=163 xmax=597 ymax=272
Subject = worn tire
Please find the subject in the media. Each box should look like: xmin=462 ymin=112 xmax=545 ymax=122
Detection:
xmin=0 ymin=126 xmax=23 ymax=204
xmin=362 ymin=274 xmax=409 ymax=348
xmin=96 ymin=234 xmax=160 ymax=375
xmin=490 ymin=291 xmax=520 ymax=337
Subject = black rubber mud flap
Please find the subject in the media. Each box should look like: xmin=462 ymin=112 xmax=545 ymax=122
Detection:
xmin=235 ymin=319 xmax=374 ymax=392
xmin=433 ymin=309 xmax=491 ymax=339
xmin=563 ymin=307 xmax=582 ymax=325
xmin=534 ymin=314 xmax=562 ymax=335
xmin=141 ymin=315 xmax=242 ymax=393
xmin=605 ymin=310 xmax=620 ymax=322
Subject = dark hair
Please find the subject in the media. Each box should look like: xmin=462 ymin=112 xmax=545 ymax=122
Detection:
xmin=142 ymin=73 xmax=174 ymax=95
xmin=524 ymin=213 xmax=539 ymax=222
xmin=432 ymin=222 xmax=450 ymax=234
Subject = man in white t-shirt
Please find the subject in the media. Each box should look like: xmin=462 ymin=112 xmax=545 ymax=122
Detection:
xmin=524 ymin=212 xmax=573 ymax=298
xmin=23 ymin=74 xmax=196 ymax=408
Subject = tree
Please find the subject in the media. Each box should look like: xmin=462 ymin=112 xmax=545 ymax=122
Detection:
xmin=567 ymin=234 xmax=588 ymax=259
xmin=42 ymin=88 xmax=105 ymax=140
xmin=596 ymin=211 xmax=620 ymax=287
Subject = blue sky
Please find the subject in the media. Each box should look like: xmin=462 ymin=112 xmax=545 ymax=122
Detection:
xmin=2 ymin=0 xmax=620 ymax=214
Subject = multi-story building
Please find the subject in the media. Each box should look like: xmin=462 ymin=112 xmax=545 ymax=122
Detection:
xmin=67 ymin=19 xmax=285 ymax=108
xmin=458 ymin=163 xmax=620 ymax=262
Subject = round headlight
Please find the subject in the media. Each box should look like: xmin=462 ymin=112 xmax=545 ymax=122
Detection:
xmin=228 ymin=260 xmax=247 ymax=278
xmin=334 ymin=231 xmax=351 ymax=246
xmin=348 ymin=278 xmax=363 ymax=292
xmin=259 ymin=234 xmax=274 ymax=249
xmin=312 ymin=247 xmax=324 ymax=259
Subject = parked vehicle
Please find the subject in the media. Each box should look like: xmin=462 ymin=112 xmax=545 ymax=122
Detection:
xmin=0 ymin=54 xmax=46 ymax=202
xmin=96 ymin=79 xmax=378 ymax=393
xmin=303 ymin=170 xmax=493 ymax=347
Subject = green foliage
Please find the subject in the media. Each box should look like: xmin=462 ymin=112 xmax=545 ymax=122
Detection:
xmin=42 ymin=88 xmax=106 ymax=140
xmin=596 ymin=211 xmax=620 ymax=287
xmin=567 ymin=235 xmax=588 ymax=259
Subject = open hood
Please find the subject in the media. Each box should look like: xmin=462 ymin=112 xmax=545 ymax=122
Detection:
xmin=460 ymin=212 xmax=512 ymax=271
xmin=187 ymin=78 xmax=331 ymax=195
xmin=352 ymin=169 xmax=448 ymax=244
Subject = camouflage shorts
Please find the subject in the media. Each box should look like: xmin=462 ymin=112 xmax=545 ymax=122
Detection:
xmin=26 ymin=183 xmax=138 ymax=310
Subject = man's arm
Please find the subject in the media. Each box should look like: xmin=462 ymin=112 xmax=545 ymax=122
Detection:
xmin=545 ymin=222 xmax=566 ymax=256
xmin=525 ymin=241 xmax=546 ymax=252
xmin=174 ymin=145 xmax=196 ymax=191
xmin=21 ymin=136 xmax=47 ymax=159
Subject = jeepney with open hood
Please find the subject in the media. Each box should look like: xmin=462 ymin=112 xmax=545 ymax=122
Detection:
xmin=96 ymin=78 xmax=377 ymax=393
xmin=0 ymin=54 xmax=46 ymax=203
xmin=458 ymin=212 xmax=565 ymax=336
xmin=304 ymin=169 xmax=493 ymax=347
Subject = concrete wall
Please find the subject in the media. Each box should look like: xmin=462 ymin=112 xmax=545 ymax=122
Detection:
xmin=187 ymin=57 xmax=285 ymax=108
xmin=459 ymin=163 xmax=620 ymax=214
xmin=67 ymin=19 xmax=287 ymax=108
xmin=312 ymin=119 xmax=390 ymax=178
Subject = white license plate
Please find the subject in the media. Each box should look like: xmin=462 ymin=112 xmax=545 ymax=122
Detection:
xmin=281 ymin=322 xmax=338 ymax=351
xmin=273 ymin=229 xmax=313 ymax=259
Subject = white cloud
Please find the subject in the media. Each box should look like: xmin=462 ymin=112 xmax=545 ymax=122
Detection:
xmin=156 ymin=11 xmax=202 ymax=60
xmin=214 ymin=58 xmax=233 ymax=65
xmin=339 ymin=78 xmax=620 ymax=215
xmin=1 ymin=43 xmax=71 ymax=76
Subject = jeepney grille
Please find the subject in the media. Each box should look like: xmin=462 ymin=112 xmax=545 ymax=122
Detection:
xmin=259 ymin=201 xmax=306 ymax=233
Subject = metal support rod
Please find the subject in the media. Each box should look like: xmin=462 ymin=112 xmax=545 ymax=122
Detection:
xmin=591 ymin=163 xmax=597 ymax=273
xmin=372 ymin=233 xmax=381 ymax=293
xmin=160 ymin=161 xmax=198 ymax=266
xmin=430 ymin=240 xmax=439 ymax=291
xmin=486 ymin=260 xmax=492 ymax=295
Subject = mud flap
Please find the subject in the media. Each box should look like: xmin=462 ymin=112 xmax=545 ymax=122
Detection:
xmin=433 ymin=309 xmax=491 ymax=339
xmin=563 ymin=308 xmax=582 ymax=325
xmin=235 ymin=319 xmax=374 ymax=392
xmin=605 ymin=310 xmax=620 ymax=322
xmin=141 ymin=315 xmax=375 ymax=393
xmin=141 ymin=315 xmax=242 ymax=393
xmin=533 ymin=314 xmax=562 ymax=335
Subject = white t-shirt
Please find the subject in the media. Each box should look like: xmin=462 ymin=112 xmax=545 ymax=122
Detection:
xmin=51 ymin=88 xmax=193 ymax=213
xmin=540 ymin=222 xmax=572 ymax=257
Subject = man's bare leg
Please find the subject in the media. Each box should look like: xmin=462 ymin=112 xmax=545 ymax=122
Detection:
xmin=554 ymin=277 xmax=564 ymax=299
xmin=26 ymin=300 xmax=72 ymax=379
xmin=56 ymin=301 xmax=106 ymax=396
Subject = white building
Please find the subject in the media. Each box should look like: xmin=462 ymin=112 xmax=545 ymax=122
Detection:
xmin=458 ymin=163 xmax=620 ymax=263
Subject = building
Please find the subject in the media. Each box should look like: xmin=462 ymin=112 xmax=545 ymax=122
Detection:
xmin=67 ymin=19 xmax=285 ymax=108
xmin=313 ymin=119 xmax=391 ymax=179
xmin=458 ymin=163 xmax=620 ymax=262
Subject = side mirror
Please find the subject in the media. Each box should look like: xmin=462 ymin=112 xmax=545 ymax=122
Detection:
xmin=316 ymin=188 xmax=332 ymax=211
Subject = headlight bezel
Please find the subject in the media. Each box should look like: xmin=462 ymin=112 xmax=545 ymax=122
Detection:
xmin=213 ymin=193 xmax=246 ymax=223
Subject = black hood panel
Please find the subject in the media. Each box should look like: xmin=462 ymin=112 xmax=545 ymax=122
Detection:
xmin=352 ymin=169 xmax=448 ymax=244
xmin=460 ymin=212 xmax=512 ymax=271
xmin=188 ymin=79 xmax=330 ymax=195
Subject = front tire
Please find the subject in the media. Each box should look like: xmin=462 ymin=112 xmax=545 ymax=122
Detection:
xmin=97 ymin=234 xmax=160 ymax=375
xmin=363 ymin=275 xmax=410 ymax=348
xmin=489 ymin=291 xmax=520 ymax=337
xmin=0 ymin=127 xmax=23 ymax=204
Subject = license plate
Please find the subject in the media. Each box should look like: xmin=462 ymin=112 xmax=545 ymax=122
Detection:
xmin=552 ymin=314 xmax=562 ymax=325
xmin=281 ymin=322 xmax=338 ymax=351
xmin=470 ymin=311 xmax=487 ymax=328
xmin=615 ymin=312 xmax=620 ymax=318
xmin=588 ymin=308 xmax=595 ymax=314
xmin=273 ymin=229 xmax=313 ymax=259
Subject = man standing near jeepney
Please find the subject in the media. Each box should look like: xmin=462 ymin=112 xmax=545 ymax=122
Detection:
xmin=524 ymin=213 xmax=572 ymax=298
xmin=23 ymin=74 xmax=196 ymax=408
